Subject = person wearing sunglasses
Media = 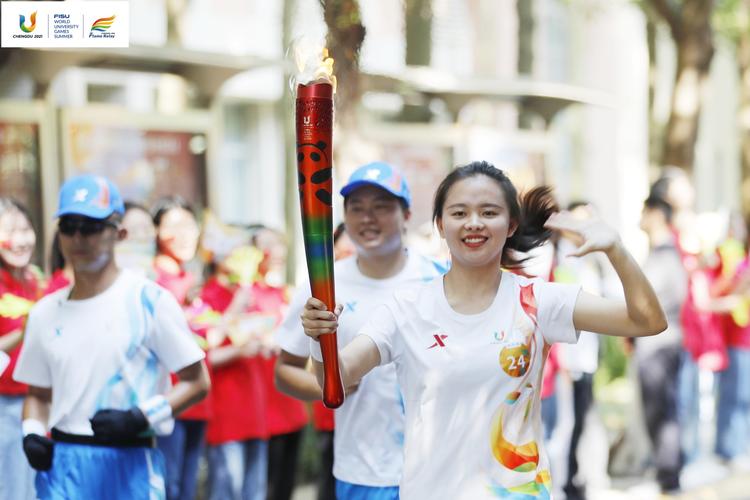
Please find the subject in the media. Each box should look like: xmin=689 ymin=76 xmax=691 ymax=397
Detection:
xmin=12 ymin=174 xmax=210 ymax=500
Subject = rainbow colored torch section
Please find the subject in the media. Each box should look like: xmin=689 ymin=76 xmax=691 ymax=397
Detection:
xmin=294 ymin=66 xmax=344 ymax=408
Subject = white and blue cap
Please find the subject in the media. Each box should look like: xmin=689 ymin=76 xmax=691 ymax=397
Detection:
xmin=340 ymin=162 xmax=411 ymax=208
xmin=55 ymin=174 xmax=125 ymax=219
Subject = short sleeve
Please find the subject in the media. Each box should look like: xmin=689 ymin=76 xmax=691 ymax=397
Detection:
xmin=148 ymin=290 xmax=205 ymax=373
xmin=535 ymin=281 xmax=581 ymax=345
xmin=13 ymin=310 xmax=52 ymax=388
xmin=276 ymin=287 xmax=312 ymax=357
xmin=358 ymin=302 xmax=398 ymax=365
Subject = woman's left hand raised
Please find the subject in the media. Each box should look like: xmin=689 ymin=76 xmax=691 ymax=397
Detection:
xmin=544 ymin=211 xmax=621 ymax=258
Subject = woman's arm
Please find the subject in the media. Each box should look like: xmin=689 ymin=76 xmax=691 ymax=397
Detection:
xmin=167 ymin=360 xmax=210 ymax=416
xmin=310 ymin=336 xmax=381 ymax=392
xmin=302 ymin=298 xmax=381 ymax=390
xmin=545 ymin=212 xmax=667 ymax=338
xmin=274 ymin=350 xmax=324 ymax=401
xmin=0 ymin=329 xmax=23 ymax=353
xmin=23 ymin=385 xmax=51 ymax=425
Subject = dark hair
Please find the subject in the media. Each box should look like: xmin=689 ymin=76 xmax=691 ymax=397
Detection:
xmin=567 ymin=200 xmax=590 ymax=212
xmin=432 ymin=161 xmax=558 ymax=269
xmin=0 ymin=197 xmax=33 ymax=226
xmin=49 ymin=230 xmax=66 ymax=272
xmin=150 ymin=196 xmax=195 ymax=227
xmin=648 ymin=166 xmax=689 ymax=206
xmin=0 ymin=197 xmax=35 ymax=270
xmin=124 ymin=200 xmax=148 ymax=214
xmin=644 ymin=195 xmax=673 ymax=224
xmin=333 ymin=222 xmax=346 ymax=244
xmin=648 ymin=177 xmax=671 ymax=204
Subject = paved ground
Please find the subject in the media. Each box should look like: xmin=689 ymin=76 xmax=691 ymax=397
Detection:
xmin=290 ymin=459 xmax=750 ymax=500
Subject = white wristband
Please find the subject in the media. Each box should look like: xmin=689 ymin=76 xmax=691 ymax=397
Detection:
xmin=22 ymin=419 xmax=47 ymax=437
xmin=309 ymin=338 xmax=323 ymax=362
xmin=138 ymin=395 xmax=173 ymax=427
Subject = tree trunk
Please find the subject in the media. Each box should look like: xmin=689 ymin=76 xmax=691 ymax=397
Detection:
xmin=281 ymin=0 xmax=298 ymax=282
xmin=662 ymin=41 xmax=714 ymax=170
xmin=517 ymin=0 xmax=535 ymax=128
xmin=659 ymin=0 xmax=715 ymax=172
xmin=517 ymin=0 xmax=534 ymax=76
xmin=320 ymin=0 xmax=366 ymax=126
xmin=406 ymin=0 xmax=432 ymax=66
xmin=401 ymin=0 xmax=432 ymax=122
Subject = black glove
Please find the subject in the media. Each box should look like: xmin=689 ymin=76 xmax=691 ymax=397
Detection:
xmin=90 ymin=407 xmax=149 ymax=441
xmin=23 ymin=434 xmax=54 ymax=471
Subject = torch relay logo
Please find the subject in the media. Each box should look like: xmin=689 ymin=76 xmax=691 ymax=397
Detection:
xmin=19 ymin=12 xmax=37 ymax=33
xmin=90 ymin=15 xmax=115 ymax=38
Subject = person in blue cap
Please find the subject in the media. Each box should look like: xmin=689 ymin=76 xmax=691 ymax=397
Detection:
xmin=274 ymin=162 xmax=447 ymax=500
xmin=13 ymin=174 xmax=210 ymax=499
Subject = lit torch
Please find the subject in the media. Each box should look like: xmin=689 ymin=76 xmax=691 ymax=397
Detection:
xmin=293 ymin=42 xmax=344 ymax=408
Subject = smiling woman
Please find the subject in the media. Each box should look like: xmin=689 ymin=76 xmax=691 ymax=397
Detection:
xmin=301 ymin=160 xmax=667 ymax=500
xmin=0 ymin=197 xmax=41 ymax=500
xmin=432 ymin=162 xmax=556 ymax=276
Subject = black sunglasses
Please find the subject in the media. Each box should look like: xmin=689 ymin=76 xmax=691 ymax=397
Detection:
xmin=58 ymin=216 xmax=117 ymax=236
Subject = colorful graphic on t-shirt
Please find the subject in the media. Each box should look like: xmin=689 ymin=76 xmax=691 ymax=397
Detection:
xmin=489 ymin=283 xmax=551 ymax=497
xmin=489 ymin=470 xmax=552 ymax=499
xmin=95 ymin=282 xmax=164 ymax=432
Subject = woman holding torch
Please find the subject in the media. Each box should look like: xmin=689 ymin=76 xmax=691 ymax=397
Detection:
xmin=301 ymin=161 xmax=667 ymax=499
xmin=275 ymin=162 xmax=447 ymax=499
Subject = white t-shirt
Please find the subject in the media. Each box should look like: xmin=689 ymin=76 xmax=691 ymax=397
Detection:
xmin=13 ymin=270 xmax=204 ymax=435
xmin=361 ymin=273 xmax=580 ymax=499
xmin=276 ymin=251 xmax=447 ymax=486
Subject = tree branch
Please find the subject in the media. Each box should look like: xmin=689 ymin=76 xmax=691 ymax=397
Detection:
xmin=646 ymin=0 xmax=682 ymax=36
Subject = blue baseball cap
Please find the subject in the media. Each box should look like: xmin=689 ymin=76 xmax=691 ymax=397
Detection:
xmin=55 ymin=174 xmax=125 ymax=219
xmin=340 ymin=162 xmax=411 ymax=208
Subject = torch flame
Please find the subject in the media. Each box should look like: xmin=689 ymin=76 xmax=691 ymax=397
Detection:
xmin=291 ymin=37 xmax=337 ymax=93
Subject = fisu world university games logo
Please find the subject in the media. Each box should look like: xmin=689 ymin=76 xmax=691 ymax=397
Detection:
xmin=19 ymin=12 xmax=37 ymax=33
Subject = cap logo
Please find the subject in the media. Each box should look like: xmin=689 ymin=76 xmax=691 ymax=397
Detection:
xmin=389 ymin=171 xmax=402 ymax=191
xmin=73 ymin=189 xmax=89 ymax=202
xmin=92 ymin=178 xmax=111 ymax=209
xmin=365 ymin=168 xmax=381 ymax=180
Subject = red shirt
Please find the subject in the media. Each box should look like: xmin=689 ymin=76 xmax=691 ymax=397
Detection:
xmin=202 ymin=278 xmax=268 ymax=444
xmin=248 ymin=283 xmax=308 ymax=436
xmin=43 ymin=269 xmax=72 ymax=295
xmin=721 ymin=257 xmax=750 ymax=349
xmin=154 ymin=263 xmax=213 ymax=421
xmin=312 ymin=401 xmax=334 ymax=432
xmin=0 ymin=267 xmax=41 ymax=395
xmin=541 ymin=345 xmax=559 ymax=400
xmin=676 ymin=231 xmax=727 ymax=368
xmin=154 ymin=264 xmax=195 ymax=305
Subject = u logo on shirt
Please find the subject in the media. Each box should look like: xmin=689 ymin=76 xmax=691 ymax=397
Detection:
xmin=491 ymin=330 xmax=506 ymax=343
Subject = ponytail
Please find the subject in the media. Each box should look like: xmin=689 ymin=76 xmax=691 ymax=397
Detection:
xmin=503 ymin=186 xmax=558 ymax=269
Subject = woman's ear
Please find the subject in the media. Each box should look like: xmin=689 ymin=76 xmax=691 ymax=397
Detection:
xmin=508 ymin=220 xmax=518 ymax=239
xmin=436 ymin=217 xmax=445 ymax=239
xmin=117 ymin=227 xmax=128 ymax=242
